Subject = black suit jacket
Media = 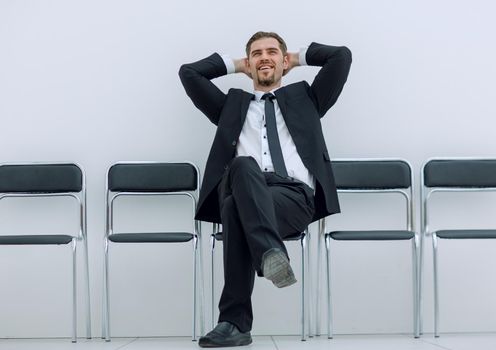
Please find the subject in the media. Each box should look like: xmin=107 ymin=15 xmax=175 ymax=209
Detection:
xmin=179 ymin=42 xmax=352 ymax=223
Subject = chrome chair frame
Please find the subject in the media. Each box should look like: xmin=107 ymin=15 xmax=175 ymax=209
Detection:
xmin=0 ymin=162 xmax=92 ymax=342
xmin=210 ymin=223 xmax=312 ymax=341
xmin=314 ymin=218 xmax=327 ymax=337
xmin=420 ymin=157 xmax=496 ymax=337
xmin=102 ymin=161 xmax=204 ymax=341
xmin=323 ymin=158 xmax=420 ymax=338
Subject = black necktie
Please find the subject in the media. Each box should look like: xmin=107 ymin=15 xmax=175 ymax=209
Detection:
xmin=262 ymin=93 xmax=288 ymax=178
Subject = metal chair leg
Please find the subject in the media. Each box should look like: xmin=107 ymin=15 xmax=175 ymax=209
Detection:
xmin=101 ymin=259 xmax=106 ymax=340
xmin=315 ymin=219 xmax=325 ymax=336
xmin=83 ymin=237 xmax=92 ymax=339
xmin=103 ymin=238 xmax=111 ymax=342
xmin=192 ymin=235 xmax=198 ymax=341
xmin=300 ymin=233 xmax=307 ymax=341
xmin=432 ymin=233 xmax=440 ymax=337
xmin=417 ymin=234 xmax=422 ymax=338
xmin=71 ymin=238 xmax=77 ymax=343
xmin=306 ymin=229 xmax=313 ymax=338
xmin=211 ymin=233 xmax=216 ymax=329
xmin=197 ymin=226 xmax=205 ymax=337
xmin=412 ymin=236 xmax=420 ymax=338
xmin=325 ymin=234 xmax=333 ymax=339
xmin=211 ymin=223 xmax=220 ymax=330
xmin=81 ymin=199 xmax=92 ymax=339
xmin=419 ymin=230 xmax=424 ymax=336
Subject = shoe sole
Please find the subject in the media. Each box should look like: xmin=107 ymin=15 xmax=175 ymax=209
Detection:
xmin=262 ymin=250 xmax=297 ymax=288
xmin=198 ymin=336 xmax=252 ymax=348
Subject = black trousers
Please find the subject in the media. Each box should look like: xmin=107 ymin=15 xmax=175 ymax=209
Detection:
xmin=216 ymin=156 xmax=315 ymax=332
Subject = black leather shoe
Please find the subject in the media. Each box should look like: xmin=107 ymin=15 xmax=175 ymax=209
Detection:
xmin=198 ymin=321 xmax=252 ymax=348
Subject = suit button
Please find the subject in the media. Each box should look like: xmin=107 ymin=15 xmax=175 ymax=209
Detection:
xmin=232 ymin=140 xmax=237 ymax=146
xmin=224 ymin=165 xmax=228 ymax=170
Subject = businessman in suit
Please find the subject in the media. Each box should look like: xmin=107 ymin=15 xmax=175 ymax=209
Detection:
xmin=179 ymin=31 xmax=351 ymax=347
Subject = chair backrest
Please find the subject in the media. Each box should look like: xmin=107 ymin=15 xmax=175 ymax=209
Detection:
xmin=107 ymin=162 xmax=198 ymax=193
xmin=332 ymin=159 xmax=412 ymax=190
xmin=423 ymin=159 xmax=496 ymax=189
xmin=105 ymin=162 xmax=200 ymax=237
xmin=0 ymin=163 xmax=83 ymax=193
xmin=0 ymin=162 xmax=85 ymax=240
xmin=331 ymin=159 xmax=414 ymax=231
xmin=421 ymin=158 xmax=496 ymax=234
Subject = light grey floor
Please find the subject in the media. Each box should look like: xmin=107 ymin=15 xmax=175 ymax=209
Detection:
xmin=1 ymin=334 xmax=496 ymax=350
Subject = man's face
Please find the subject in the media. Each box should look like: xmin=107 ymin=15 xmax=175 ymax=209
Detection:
xmin=247 ymin=37 xmax=288 ymax=89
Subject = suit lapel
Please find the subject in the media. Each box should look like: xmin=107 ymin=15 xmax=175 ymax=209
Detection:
xmin=274 ymin=89 xmax=288 ymax=123
xmin=274 ymin=88 xmax=297 ymax=131
xmin=274 ymin=87 xmax=310 ymax=159
xmin=275 ymin=88 xmax=299 ymax=137
xmin=240 ymin=91 xmax=254 ymax=126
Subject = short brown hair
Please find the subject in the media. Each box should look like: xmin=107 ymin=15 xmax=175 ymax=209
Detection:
xmin=245 ymin=31 xmax=287 ymax=57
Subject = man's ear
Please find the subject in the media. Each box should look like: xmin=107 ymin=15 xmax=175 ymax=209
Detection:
xmin=283 ymin=54 xmax=289 ymax=70
xmin=244 ymin=58 xmax=253 ymax=79
xmin=282 ymin=54 xmax=289 ymax=76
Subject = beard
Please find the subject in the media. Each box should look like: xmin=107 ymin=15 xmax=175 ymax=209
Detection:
xmin=257 ymin=71 xmax=276 ymax=87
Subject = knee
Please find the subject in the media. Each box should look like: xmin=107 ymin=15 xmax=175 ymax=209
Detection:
xmin=229 ymin=156 xmax=259 ymax=177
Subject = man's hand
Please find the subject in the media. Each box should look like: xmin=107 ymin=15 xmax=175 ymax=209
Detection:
xmin=283 ymin=52 xmax=300 ymax=76
xmin=234 ymin=58 xmax=252 ymax=79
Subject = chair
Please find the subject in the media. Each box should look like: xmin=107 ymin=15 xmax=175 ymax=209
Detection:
xmin=420 ymin=157 xmax=496 ymax=337
xmin=324 ymin=159 xmax=420 ymax=338
xmin=210 ymin=224 xmax=312 ymax=341
xmin=0 ymin=162 xmax=91 ymax=342
xmin=102 ymin=161 xmax=203 ymax=341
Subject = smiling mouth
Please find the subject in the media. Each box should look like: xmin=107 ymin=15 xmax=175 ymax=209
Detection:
xmin=258 ymin=64 xmax=274 ymax=72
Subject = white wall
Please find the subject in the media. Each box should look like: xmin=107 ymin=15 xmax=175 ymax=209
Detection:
xmin=1 ymin=0 xmax=496 ymax=338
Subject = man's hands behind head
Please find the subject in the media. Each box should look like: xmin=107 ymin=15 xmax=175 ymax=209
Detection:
xmin=234 ymin=58 xmax=252 ymax=79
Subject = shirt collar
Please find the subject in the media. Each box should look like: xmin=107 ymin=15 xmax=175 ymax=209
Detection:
xmin=253 ymin=87 xmax=280 ymax=102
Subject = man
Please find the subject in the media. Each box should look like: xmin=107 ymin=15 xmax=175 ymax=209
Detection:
xmin=179 ymin=31 xmax=351 ymax=347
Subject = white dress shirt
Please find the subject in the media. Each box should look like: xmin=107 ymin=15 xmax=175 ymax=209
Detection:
xmin=221 ymin=48 xmax=315 ymax=190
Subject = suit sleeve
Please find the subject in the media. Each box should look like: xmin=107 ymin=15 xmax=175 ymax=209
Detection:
xmin=179 ymin=53 xmax=228 ymax=125
xmin=305 ymin=42 xmax=352 ymax=118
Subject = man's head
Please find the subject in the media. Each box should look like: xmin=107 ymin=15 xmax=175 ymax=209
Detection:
xmin=245 ymin=31 xmax=288 ymax=91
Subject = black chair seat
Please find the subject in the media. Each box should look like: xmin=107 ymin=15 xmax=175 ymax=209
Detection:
xmin=436 ymin=229 xmax=496 ymax=239
xmin=284 ymin=232 xmax=306 ymax=241
xmin=213 ymin=232 xmax=224 ymax=241
xmin=212 ymin=231 xmax=304 ymax=241
xmin=0 ymin=234 xmax=73 ymax=245
xmin=329 ymin=230 xmax=415 ymax=241
xmin=108 ymin=232 xmax=194 ymax=243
